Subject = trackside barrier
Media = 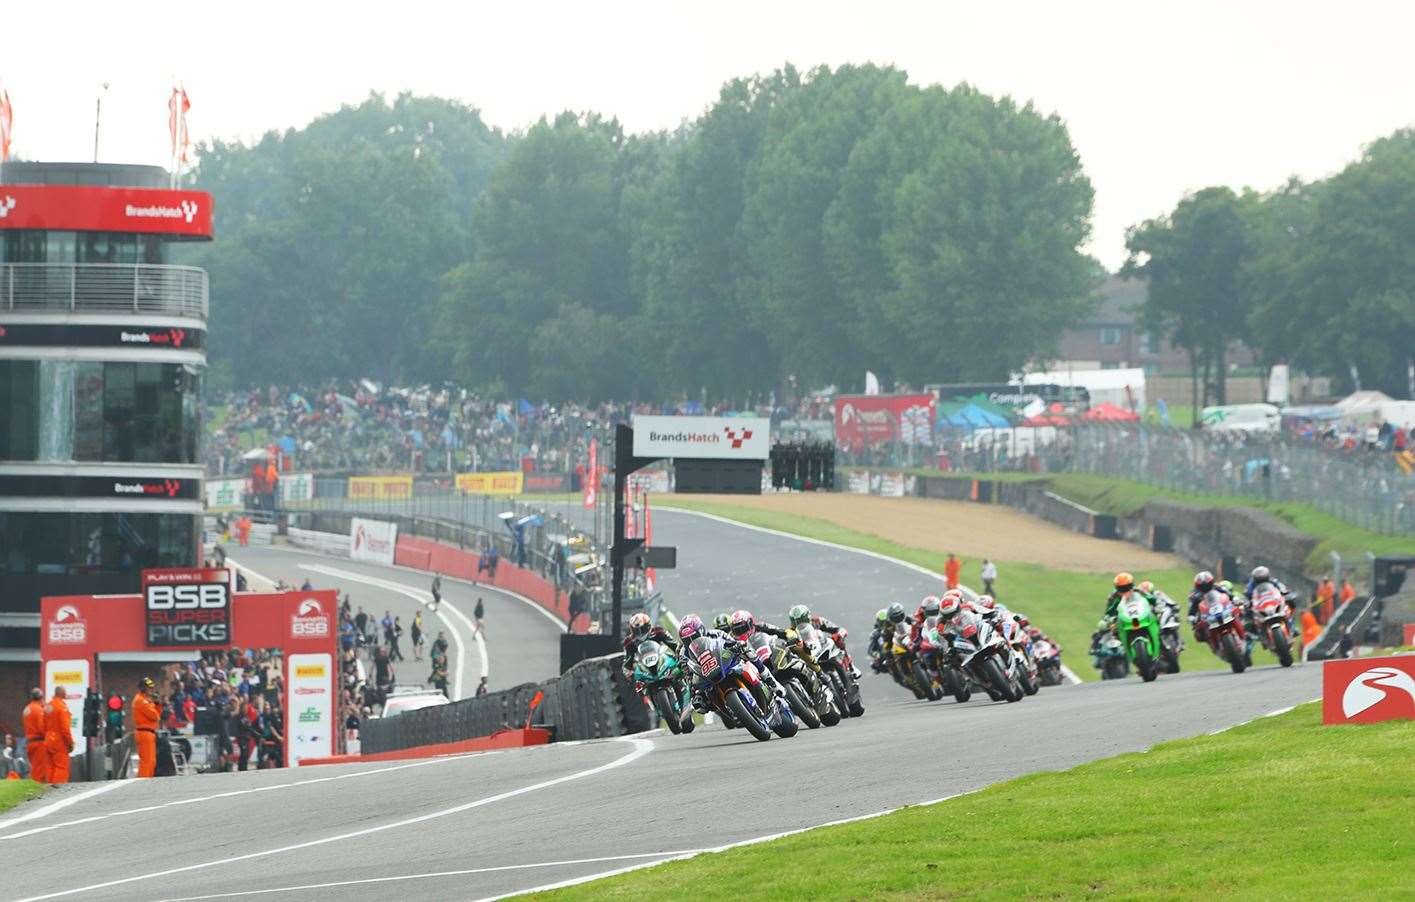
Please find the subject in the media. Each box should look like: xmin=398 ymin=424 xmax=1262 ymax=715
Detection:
xmin=287 ymin=527 xmax=350 ymax=557
xmin=393 ymin=534 xmax=571 ymax=624
xmin=359 ymin=654 xmax=651 ymax=755
xmin=299 ymin=728 xmax=550 ymax=766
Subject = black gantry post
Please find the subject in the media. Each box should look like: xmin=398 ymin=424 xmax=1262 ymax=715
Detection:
xmin=611 ymin=422 xmax=658 ymax=643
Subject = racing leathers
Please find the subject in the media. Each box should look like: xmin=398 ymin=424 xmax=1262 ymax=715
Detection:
xmin=685 ymin=629 xmax=783 ymax=714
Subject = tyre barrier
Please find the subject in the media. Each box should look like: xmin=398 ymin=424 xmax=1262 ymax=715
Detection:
xmin=360 ymin=653 xmax=652 ymax=755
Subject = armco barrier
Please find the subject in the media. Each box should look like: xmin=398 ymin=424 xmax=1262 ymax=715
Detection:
xmin=359 ymin=653 xmax=650 ymax=754
xmin=301 ymin=728 xmax=549 ymax=766
xmin=393 ymin=535 xmax=571 ymax=623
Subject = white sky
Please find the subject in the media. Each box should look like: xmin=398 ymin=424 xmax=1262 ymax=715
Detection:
xmin=3 ymin=0 xmax=1413 ymax=268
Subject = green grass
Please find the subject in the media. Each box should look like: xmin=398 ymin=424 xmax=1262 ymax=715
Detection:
xmin=661 ymin=499 xmax=1279 ymax=680
xmin=533 ymin=703 xmax=1412 ymax=901
xmin=0 ymin=779 xmax=46 ymax=813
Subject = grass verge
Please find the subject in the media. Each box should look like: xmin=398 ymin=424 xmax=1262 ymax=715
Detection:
xmin=0 ymin=779 xmax=46 ymax=813
xmin=662 ymin=499 xmax=1279 ymax=680
xmin=532 ymin=703 xmax=1412 ymax=901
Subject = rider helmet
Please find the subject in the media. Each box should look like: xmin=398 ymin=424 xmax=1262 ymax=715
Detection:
xmin=678 ymin=614 xmax=706 ymax=643
xmin=1113 ymin=572 xmax=1134 ymax=593
xmin=921 ymin=596 xmax=941 ymax=618
xmin=887 ymin=602 xmax=906 ymax=624
xmin=628 ymin=612 xmax=652 ymax=640
xmin=875 ymin=609 xmax=890 ymax=626
xmin=1218 ymin=579 xmax=1235 ymax=594
xmin=938 ymin=593 xmax=962 ymax=619
xmin=1250 ymin=566 xmax=1271 ymax=583
xmin=977 ymin=595 xmax=996 ymax=610
xmin=729 ymin=609 xmax=755 ymax=638
xmin=1194 ymin=570 xmax=1214 ymax=590
xmin=1137 ymin=580 xmax=1154 ymax=594
xmin=787 ymin=604 xmax=811 ymax=625
xmin=1027 ymin=626 xmax=1043 ymax=641
xmin=713 ymin=612 xmax=732 ymax=631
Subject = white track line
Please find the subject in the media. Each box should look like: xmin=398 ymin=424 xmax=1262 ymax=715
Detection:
xmin=658 ymin=505 xmax=1085 ymax=685
xmin=298 ymin=563 xmax=482 ymax=698
xmin=0 ymin=749 xmax=506 ymax=842
xmin=155 ymin=850 xmax=709 ymax=901
xmin=223 ymin=555 xmax=276 ymax=592
xmin=1208 ymin=697 xmax=1320 ymax=735
xmin=0 ymin=781 xmax=132 ymax=834
xmin=17 ymin=736 xmax=655 ymax=902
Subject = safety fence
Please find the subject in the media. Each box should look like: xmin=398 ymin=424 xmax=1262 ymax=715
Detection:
xmin=359 ymin=653 xmax=650 ymax=753
xmin=846 ymin=423 xmax=1414 ymax=536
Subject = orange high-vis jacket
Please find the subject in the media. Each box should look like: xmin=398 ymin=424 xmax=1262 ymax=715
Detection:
xmin=44 ymin=698 xmax=73 ymax=752
xmin=133 ymin=691 xmax=161 ymax=731
xmin=23 ymin=700 xmax=45 ymax=742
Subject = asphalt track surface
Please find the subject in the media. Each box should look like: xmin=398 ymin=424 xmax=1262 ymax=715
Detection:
xmin=0 ymin=510 xmax=1323 ymax=902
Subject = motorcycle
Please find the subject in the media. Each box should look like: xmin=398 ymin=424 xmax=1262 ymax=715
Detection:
xmin=1200 ymin=590 xmax=1248 ymax=674
xmin=632 ymin=639 xmax=694 ymax=735
xmin=1114 ymin=592 xmax=1161 ymax=683
xmin=1095 ymin=633 xmax=1129 ymax=680
xmin=794 ymin=624 xmax=856 ymax=721
xmin=996 ymin=615 xmax=1040 ymax=695
xmin=685 ymin=634 xmax=797 ymax=741
xmin=923 ymin=620 xmax=973 ymax=703
xmin=1249 ymin=581 xmax=1294 ymax=667
xmin=892 ymin=631 xmax=942 ymax=701
xmin=1032 ymin=638 xmax=1064 ymax=687
xmin=1158 ymin=600 xmax=1184 ymax=674
xmin=745 ymin=631 xmax=833 ymax=728
xmin=948 ymin=610 xmax=1024 ymax=702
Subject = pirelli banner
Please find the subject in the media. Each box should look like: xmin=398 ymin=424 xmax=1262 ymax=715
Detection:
xmin=455 ymin=471 xmax=524 ymax=496
xmin=347 ymin=474 xmax=413 ymax=500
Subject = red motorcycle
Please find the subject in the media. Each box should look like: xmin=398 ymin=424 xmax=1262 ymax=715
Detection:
xmin=1197 ymin=590 xmax=1249 ymax=674
xmin=1249 ymin=582 xmax=1295 ymax=667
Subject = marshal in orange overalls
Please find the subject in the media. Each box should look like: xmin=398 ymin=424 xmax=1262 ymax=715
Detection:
xmin=22 ymin=697 xmax=49 ymax=783
xmin=133 ymin=687 xmax=161 ymax=778
xmin=43 ymin=692 xmax=74 ymax=785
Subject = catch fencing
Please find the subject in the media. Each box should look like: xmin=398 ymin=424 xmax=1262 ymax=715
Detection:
xmin=853 ymin=424 xmax=1414 ymax=536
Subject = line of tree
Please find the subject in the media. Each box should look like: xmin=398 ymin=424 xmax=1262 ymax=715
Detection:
xmin=187 ymin=64 xmax=1098 ymax=399
xmin=1123 ymin=128 xmax=1415 ymax=405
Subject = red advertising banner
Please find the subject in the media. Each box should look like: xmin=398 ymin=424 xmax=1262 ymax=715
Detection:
xmin=834 ymin=394 xmax=936 ymax=452
xmin=0 ymin=184 xmax=214 ymax=238
xmin=1321 ymin=655 xmax=1415 ymax=725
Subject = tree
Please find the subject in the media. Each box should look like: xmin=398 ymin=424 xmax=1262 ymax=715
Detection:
xmin=1123 ymin=187 xmax=1250 ymax=409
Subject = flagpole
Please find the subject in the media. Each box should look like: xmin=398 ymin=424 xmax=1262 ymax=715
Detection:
xmin=92 ymin=82 xmax=109 ymax=163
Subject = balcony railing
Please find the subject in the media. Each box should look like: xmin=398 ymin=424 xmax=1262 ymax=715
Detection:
xmin=1 ymin=263 xmax=208 ymax=320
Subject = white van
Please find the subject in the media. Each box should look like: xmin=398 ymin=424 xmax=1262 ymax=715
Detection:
xmin=1199 ymin=403 xmax=1280 ymax=434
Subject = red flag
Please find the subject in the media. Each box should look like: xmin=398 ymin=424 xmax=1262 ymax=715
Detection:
xmin=1 ymin=89 xmax=13 ymax=162
xmin=178 ymin=87 xmax=192 ymax=163
xmin=625 ymin=486 xmax=636 ymax=540
xmin=168 ymin=88 xmax=180 ymax=162
xmin=644 ymin=493 xmax=656 ymax=594
xmin=583 ymin=438 xmax=597 ymax=509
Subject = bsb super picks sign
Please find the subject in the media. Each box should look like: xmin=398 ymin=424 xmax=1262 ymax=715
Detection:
xmin=143 ymin=568 xmax=232 ymax=646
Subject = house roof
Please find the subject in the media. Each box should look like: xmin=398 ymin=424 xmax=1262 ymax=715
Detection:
xmin=1083 ymin=276 xmax=1146 ymax=326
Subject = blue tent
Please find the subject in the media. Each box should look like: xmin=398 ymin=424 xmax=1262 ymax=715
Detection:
xmin=941 ymin=402 xmax=1010 ymax=430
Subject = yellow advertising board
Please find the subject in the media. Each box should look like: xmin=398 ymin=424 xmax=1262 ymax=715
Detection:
xmin=455 ymin=471 xmax=525 ymax=496
xmin=347 ymin=475 xmax=413 ymax=500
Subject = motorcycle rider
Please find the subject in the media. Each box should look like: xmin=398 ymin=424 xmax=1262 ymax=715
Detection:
xmin=908 ymin=596 xmax=943 ymax=645
xmin=1243 ymin=565 xmax=1297 ymax=634
xmin=620 ymin=612 xmax=680 ymax=684
xmin=1101 ymin=572 xmax=1140 ymax=622
xmin=867 ymin=609 xmax=891 ymax=672
xmin=680 ymin=613 xmax=783 ymax=715
xmin=785 ymin=604 xmax=863 ymax=679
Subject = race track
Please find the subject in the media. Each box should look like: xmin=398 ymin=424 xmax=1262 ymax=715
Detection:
xmin=0 ymin=510 xmax=1322 ymax=901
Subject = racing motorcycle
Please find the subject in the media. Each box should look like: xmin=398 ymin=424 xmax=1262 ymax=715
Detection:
xmin=686 ymin=634 xmax=798 ymax=741
xmin=1158 ymin=600 xmax=1184 ymax=674
xmin=996 ymin=615 xmax=1040 ymax=695
xmin=745 ymin=631 xmax=834 ymax=728
xmin=892 ymin=629 xmax=942 ymax=701
xmin=947 ymin=609 xmax=1024 ymax=703
xmin=1114 ymin=591 xmax=1161 ymax=683
xmin=923 ymin=619 xmax=973 ymax=703
xmin=800 ymin=624 xmax=864 ymax=717
xmin=632 ymin=639 xmax=694 ymax=735
xmin=1199 ymin=590 xmax=1248 ymax=674
xmin=1095 ymin=633 xmax=1129 ymax=680
xmin=1032 ymin=637 xmax=1064 ymax=687
xmin=1249 ymin=581 xmax=1294 ymax=667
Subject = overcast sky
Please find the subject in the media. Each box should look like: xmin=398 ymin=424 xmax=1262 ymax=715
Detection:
xmin=3 ymin=1 xmax=1412 ymax=268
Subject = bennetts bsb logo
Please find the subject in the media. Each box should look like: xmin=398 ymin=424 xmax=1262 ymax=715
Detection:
xmin=291 ymin=598 xmax=331 ymax=638
xmin=48 ymin=605 xmax=87 ymax=645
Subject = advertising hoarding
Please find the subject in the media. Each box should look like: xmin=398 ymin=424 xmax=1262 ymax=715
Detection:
xmin=350 ymin=518 xmax=397 ymax=565
xmin=834 ymin=394 xmax=936 ymax=452
xmin=347 ymin=475 xmax=413 ymax=500
xmin=631 ymin=416 xmax=770 ymax=460
xmin=454 ymin=471 xmax=524 ymax=495
xmin=286 ymin=653 xmax=335 ymax=766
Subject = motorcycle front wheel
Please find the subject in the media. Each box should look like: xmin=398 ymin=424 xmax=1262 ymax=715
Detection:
xmin=725 ymin=689 xmax=772 ymax=741
xmin=1133 ymin=639 xmax=1157 ymax=683
xmin=784 ymin=679 xmax=820 ymax=729
xmin=1222 ymin=633 xmax=1247 ymax=674
xmin=1271 ymin=627 xmax=1293 ymax=667
xmin=982 ymin=657 xmax=1019 ymax=702
xmin=653 ymin=688 xmax=682 ymax=734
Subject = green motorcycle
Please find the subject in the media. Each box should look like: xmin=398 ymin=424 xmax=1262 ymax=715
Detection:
xmin=632 ymin=639 xmax=695 ymax=734
xmin=1114 ymin=592 xmax=1161 ymax=683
